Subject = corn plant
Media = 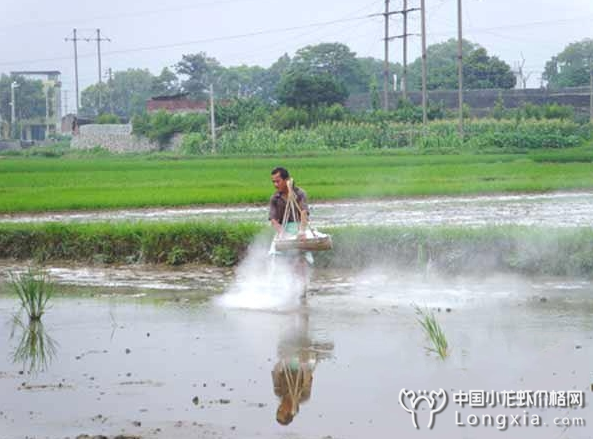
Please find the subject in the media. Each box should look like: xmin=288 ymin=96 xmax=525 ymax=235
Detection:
xmin=413 ymin=304 xmax=449 ymax=360
xmin=10 ymin=268 xmax=54 ymax=321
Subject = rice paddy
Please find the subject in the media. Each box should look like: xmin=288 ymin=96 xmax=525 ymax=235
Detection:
xmin=1 ymin=147 xmax=593 ymax=212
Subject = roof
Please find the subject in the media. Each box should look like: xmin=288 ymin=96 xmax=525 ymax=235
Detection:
xmin=10 ymin=70 xmax=61 ymax=77
xmin=146 ymin=97 xmax=208 ymax=112
xmin=150 ymin=93 xmax=190 ymax=101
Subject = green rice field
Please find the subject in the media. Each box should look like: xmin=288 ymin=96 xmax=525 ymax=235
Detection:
xmin=1 ymin=147 xmax=593 ymax=213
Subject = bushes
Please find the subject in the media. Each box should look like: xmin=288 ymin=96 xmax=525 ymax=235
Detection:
xmin=179 ymin=132 xmax=210 ymax=155
xmin=131 ymin=103 xmax=591 ymax=154
xmin=270 ymin=106 xmax=309 ymax=131
xmin=0 ymin=221 xmax=262 ymax=267
xmin=132 ymin=111 xmax=209 ymax=146
xmin=215 ymin=119 xmax=591 ymax=153
xmin=96 ymin=113 xmax=120 ymax=124
xmin=4 ymin=222 xmax=593 ymax=277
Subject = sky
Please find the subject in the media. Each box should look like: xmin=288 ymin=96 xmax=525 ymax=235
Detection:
xmin=1 ymin=0 xmax=592 ymax=113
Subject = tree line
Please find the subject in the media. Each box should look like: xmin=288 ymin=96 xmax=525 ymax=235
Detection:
xmin=1 ymin=38 xmax=592 ymax=122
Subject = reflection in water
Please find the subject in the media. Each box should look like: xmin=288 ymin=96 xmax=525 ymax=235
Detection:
xmin=10 ymin=316 xmax=58 ymax=374
xmin=272 ymin=309 xmax=333 ymax=425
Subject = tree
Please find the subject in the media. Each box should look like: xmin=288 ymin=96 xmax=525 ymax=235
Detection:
xmin=543 ymin=39 xmax=593 ymax=88
xmin=464 ymin=47 xmax=516 ymax=89
xmin=175 ymin=52 xmax=223 ymax=99
xmin=356 ymin=57 xmax=401 ymax=93
xmin=217 ymin=65 xmax=268 ymax=99
xmin=0 ymin=74 xmax=46 ymax=123
xmin=80 ymin=68 xmax=154 ymax=118
xmin=265 ymin=53 xmax=292 ymax=102
xmin=290 ymin=43 xmax=367 ymax=94
xmin=276 ymin=72 xmax=348 ymax=108
xmin=151 ymin=67 xmax=180 ymax=97
xmin=408 ymin=39 xmax=515 ymax=90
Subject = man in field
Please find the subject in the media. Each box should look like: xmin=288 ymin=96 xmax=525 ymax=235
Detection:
xmin=269 ymin=167 xmax=313 ymax=298
xmin=269 ymin=167 xmax=309 ymax=239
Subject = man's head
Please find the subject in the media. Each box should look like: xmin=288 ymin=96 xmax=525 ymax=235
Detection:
xmin=271 ymin=167 xmax=290 ymax=193
xmin=276 ymin=395 xmax=296 ymax=425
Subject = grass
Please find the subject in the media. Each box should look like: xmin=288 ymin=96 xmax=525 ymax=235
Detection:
xmin=0 ymin=220 xmax=262 ymax=266
xmin=10 ymin=317 xmax=58 ymax=374
xmin=2 ymin=222 xmax=593 ymax=276
xmin=9 ymin=268 xmax=54 ymax=321
xmin=413 ymin=304 xmax=449 ymax=360
xmin=1 ymin=147 xmax=593 ymax=212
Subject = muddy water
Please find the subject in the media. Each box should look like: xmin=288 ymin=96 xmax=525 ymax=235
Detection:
xmin=2 ymin=191 xmax=593 ymax=227
xmin=0 ymin=264 xmax=592 ymax=439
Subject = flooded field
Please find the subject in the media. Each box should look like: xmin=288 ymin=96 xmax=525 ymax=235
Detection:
xmin=2 ymin=191 xmax=593 ymax=227
xmin=0 ymin=261 xmax=592 ymax=439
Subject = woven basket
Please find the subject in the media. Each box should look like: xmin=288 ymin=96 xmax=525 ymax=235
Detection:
xmin=274 ymin=235 xmax=333 ymax=252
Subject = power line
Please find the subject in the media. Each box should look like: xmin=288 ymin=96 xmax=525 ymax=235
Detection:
xmin=64 ymin=29 xmax=81 ymax=114
xmin=2 ymin=13 xmax=592 ymax=69
xmin=0 ymin=0 xmax=274 ymax=33
xmin=0 ymin=15 xmax=372 ymax=68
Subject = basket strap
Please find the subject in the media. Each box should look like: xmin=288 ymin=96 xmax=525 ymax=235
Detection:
xmin=280 ymin=179 xmax=316 ymax=236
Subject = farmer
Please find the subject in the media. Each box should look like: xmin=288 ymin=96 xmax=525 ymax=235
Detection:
xmin=269 ymin=166 xmax=313 ymax=297
xmin=269 ymin=166 xmax=309 ymax=240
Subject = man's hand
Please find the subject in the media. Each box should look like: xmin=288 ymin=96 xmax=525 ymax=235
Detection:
xmin=297 ymin=230 xmax=307 ymax=242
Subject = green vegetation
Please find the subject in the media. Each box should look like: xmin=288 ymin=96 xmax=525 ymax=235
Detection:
xmin=1 ymin=146 xmax=593 ymax=212
xmin=2 ymin=223 xmax=593 ymax=277
xmin=0 ymin=221 xmax=260 ymax=266
xmin=10 ymin=317 xmax=58 ymax=374
xmin=96 ymin=113 xmax=120 ymax=124
xmin=543 ymin=38 xmax=593 ymax=89
xmin=132 ymin=110 xmax=209 ymax=146
xmin=127 ymin=103 xmax=591 ymax=153
xmin=9 ymin=268 xmax=54 ymax=321
xmin=414 ymin=305 xmax=449 ymax=360
xmin=214 ymin=119 xmax=590 ymax=153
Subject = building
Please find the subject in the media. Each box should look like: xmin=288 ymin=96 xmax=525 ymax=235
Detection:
xmin=146 ymin=93 xmax=208 ymax=114
xmin=9 ymin=70 xmax=62 ymax=141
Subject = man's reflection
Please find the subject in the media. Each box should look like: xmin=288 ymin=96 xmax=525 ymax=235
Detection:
xmin=272 ymin=309 xmax=333 ymax=425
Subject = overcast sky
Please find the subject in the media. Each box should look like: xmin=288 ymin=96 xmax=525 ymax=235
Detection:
xmin=1 ymin=0 xmax=592 ymax=110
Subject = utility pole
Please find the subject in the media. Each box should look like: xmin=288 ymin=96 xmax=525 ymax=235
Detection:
xmin=209 ymin=83 xmax=216 ymax=153
xmin=420 ymin=0 xmax=427 ymax=126
xmin=457 ymin=0 xmax=463 ymax=138
xmin=374 ymin=1 xmax=420 ymax=108
xmin=402 ymin=0 xmax=408 ymax=99
xmin=589 ymin=57 xmax=593 ymax=124
xmin=10 ymin=81 xmax=19 ymax=139
xmin=85 ymin=29 xmax=110 ymax=113
xmin=393 ymin=1 xmax=420 ymax=100
xmin=44 ymin=84 xmax=51 ymax=138
xmin=106 ymin=68 xmax=114 ymax=114
xmin=65 ymin=29 xmax=80 ymax=114
xmin=383 ymin=0 xmax=390 ymax=110
xmin=64 ymin=90 xmax=69 ymax=115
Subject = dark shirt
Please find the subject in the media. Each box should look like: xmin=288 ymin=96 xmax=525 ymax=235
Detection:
xmin=269 ymin=187 xmax=309 ymax=224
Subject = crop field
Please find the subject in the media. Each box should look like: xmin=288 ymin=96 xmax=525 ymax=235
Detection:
xmin=1 ymin=147 xmax=593 ymax=212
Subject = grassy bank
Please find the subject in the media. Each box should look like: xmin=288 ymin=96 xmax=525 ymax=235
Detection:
xmin=2 ymin=147 xmax=593 ymax=213
xmin=2 ymin=221 xmax=593 ymax=277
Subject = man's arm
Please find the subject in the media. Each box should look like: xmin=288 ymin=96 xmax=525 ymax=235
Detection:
xmin=271 ymin=218 xmax=284 ymax=236
xmin=269 ymin=196 xmax=284 ymax=236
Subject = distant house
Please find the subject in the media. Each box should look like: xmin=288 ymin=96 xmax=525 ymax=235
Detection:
xmin=10 ymin=70 xmax=62 ymax=140
xmin=146 ymin=93 xmax=208 ymax=114
xmin=61 ymin=114 xmax=92 ymax=135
